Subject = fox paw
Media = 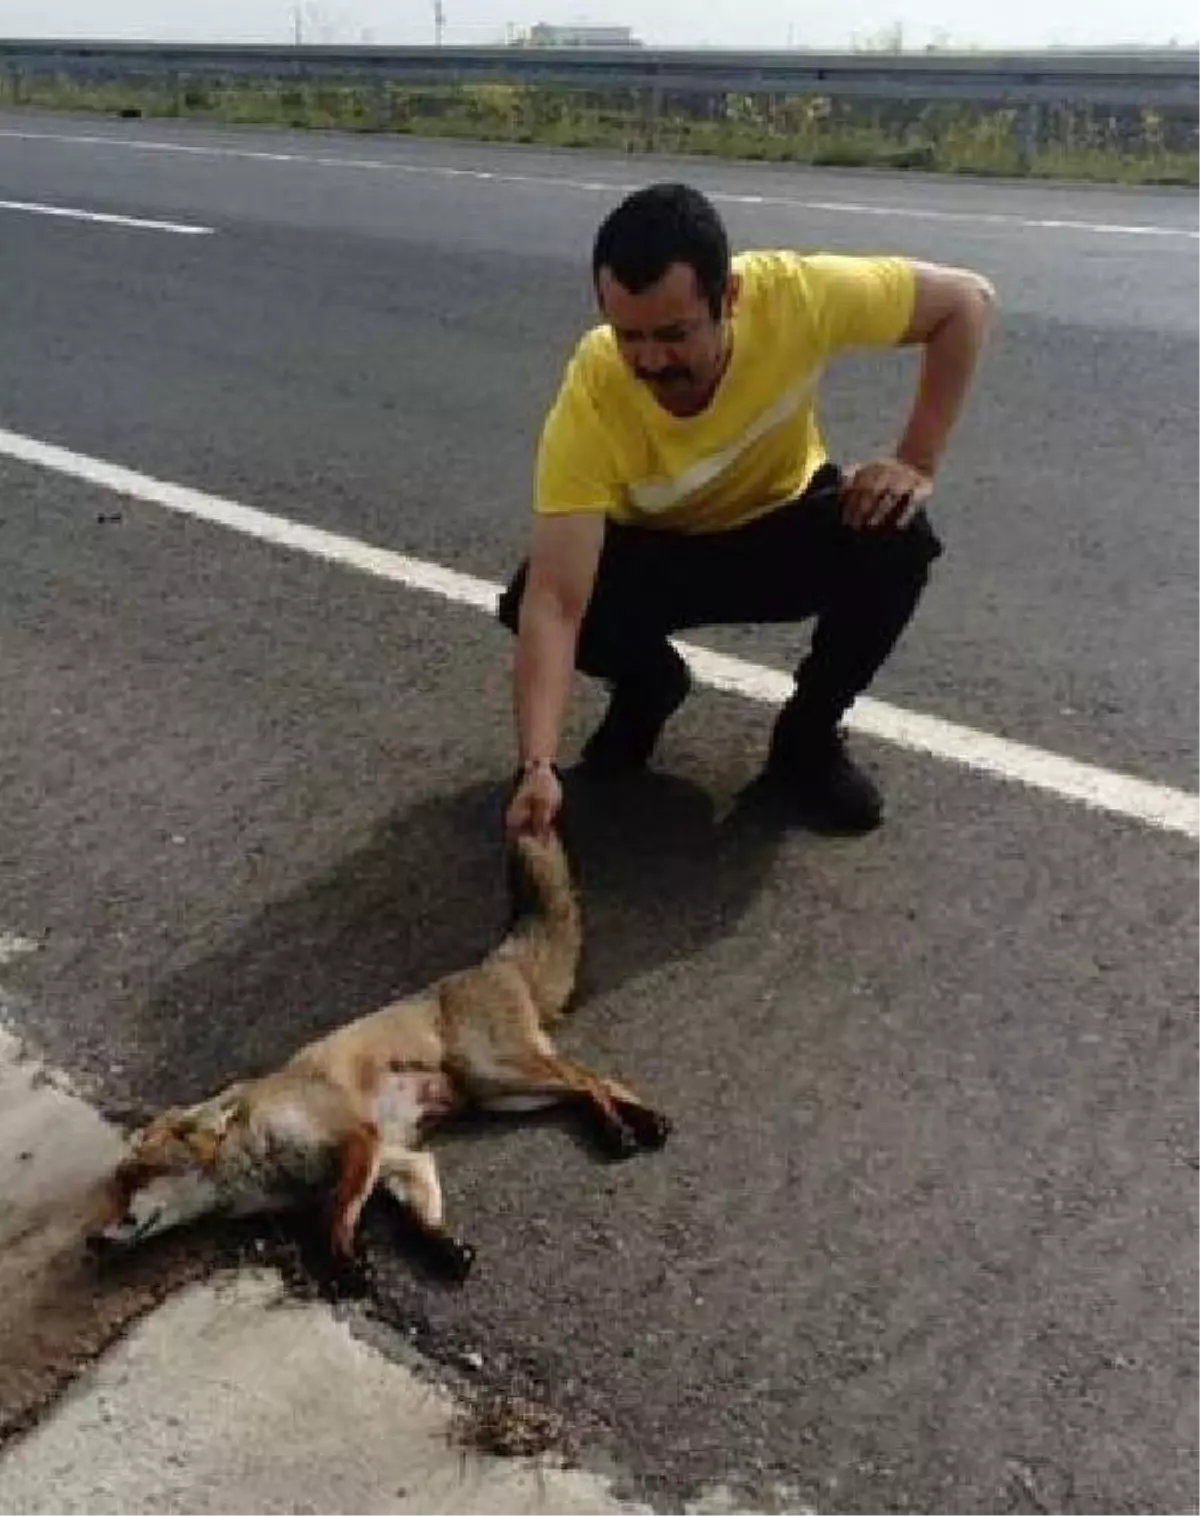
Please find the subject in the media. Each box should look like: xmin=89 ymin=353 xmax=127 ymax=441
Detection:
xmin=597 ymin=1118 xmax=641 ymax=1162
xmin=327 ymin=1244 xmax=374 ymax=1297
xmin=428 ymin=1233 xmax=475 ymax=1284
xmin=616 ymin=1102 xmax=673 ymax=1152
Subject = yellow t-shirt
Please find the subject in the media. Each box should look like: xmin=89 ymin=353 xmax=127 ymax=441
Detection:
xmin=534 ymin=248 xmax=916 ymax=533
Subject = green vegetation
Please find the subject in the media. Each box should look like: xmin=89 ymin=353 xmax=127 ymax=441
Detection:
xmin=4 ymin=72 xmax=1195 ymax=186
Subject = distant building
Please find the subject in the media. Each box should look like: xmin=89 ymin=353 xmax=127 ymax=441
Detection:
xmin=524 ymin=22 xmax=642 ymax=47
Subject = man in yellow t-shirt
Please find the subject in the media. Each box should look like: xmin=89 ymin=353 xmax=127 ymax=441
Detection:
xmin=499 ymin=182 xmax=995 ymax=836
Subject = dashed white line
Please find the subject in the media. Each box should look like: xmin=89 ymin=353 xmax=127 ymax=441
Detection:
xmin=0 ymin=126 xmax=1195 ymax=242
xmin=0 ymin=932 xmax=41 ymax=967
xmin=0 ymin=196 xmax=214 ymax=235
xmin=0 ymin=423 xmax=1195 ymax=840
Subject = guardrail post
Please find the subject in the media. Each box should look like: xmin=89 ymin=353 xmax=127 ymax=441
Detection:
xmin=1018 ymin=101 xmax=1042 ymax=170
xmin=641 ymin=63 xmax=662 ymax=152
xmin=368 ymin=77 xmax=388 ymax=131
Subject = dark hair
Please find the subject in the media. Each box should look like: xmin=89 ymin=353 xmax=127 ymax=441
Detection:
xmin=592 ymin=182 xmax=731 ymax=319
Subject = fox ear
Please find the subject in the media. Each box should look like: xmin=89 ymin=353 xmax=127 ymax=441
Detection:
xmin=185 ymin=1128 xmax=223 ymax=1166
xmin=187 ymin=1084 xmax=247 ymax=1131
xmin=213 ymin=1085 xmax=249 ymax=1132
xmin=141 ymin=1104 xmax=186 ymax=1134
xmin=187 ymin=1087 xmax=249 ymax=1163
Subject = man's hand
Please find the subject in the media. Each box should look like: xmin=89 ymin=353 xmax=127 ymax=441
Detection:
xmin=505 ymin=761 xmax=563 ymax=840
xmin=841 ymin=457 xmax=934 ymax=530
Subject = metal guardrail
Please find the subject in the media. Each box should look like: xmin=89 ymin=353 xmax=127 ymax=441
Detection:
xmin=1 ymin=39 xmax=1197 ymax=110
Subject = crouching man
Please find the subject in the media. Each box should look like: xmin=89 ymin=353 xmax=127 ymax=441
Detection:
xmin=500 ymin=182 xmax=995 ymax=838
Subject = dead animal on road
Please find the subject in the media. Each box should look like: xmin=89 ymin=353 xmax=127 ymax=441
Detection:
xmin=86 ymin=824 xmax=671 ymax=1282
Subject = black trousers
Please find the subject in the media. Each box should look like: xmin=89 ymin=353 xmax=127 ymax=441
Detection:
xmin=497 ymin=463 xmax=943 ymax=732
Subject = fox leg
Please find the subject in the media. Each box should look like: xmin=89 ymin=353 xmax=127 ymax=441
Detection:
xmin=478 ymin=1050 xmax=672 ymax=1160
xmin=329 ymin=1123 xmax=382 ymax=1259
xmin=377 ymin=1147 xmax=475 ymax=1283
xmin=441 ymin=975 xmax=670 ymax=1158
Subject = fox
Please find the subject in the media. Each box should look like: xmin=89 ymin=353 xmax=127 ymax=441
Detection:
xmin=86 ymin=824 xmax=671 ymax=1282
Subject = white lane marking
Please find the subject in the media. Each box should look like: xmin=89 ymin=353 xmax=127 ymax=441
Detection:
xmin=0 ymin=127 xmax=1195 ymax=243
xmin=0 ymin=423 xmax=1195 ymax=840
xmin=0 ymin=196 xmax=214 ymax=235
xmin=0 ymin=933 xmax=41 ymax=967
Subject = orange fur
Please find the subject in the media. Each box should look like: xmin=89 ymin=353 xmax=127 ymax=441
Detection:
xmin=88 ymin=830 xmax=671 ymax=1280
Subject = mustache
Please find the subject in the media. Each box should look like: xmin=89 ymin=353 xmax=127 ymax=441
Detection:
xmin=635 ymin=365 xmax=691 ymax=385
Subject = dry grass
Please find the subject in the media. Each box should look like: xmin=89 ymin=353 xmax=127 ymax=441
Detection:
xmin=6 ymin=73 xmax=1196 ymax=186
xmin=451 ymin=1388 xmax=567 ymax=1460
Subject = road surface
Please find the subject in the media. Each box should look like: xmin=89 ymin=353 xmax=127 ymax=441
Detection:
xmin=0 ymin=112 xmax=1196 ymax=1513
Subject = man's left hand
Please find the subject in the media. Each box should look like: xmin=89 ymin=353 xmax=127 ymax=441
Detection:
xmin=841 ymin=457 xmax=933 ymax=530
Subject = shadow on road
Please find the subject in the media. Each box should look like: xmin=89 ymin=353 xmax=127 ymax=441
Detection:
xmin=130 ymin=768 xmax=786 ymax=1112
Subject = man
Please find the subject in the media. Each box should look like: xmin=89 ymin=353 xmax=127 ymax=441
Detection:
xmin=499 ymin=182 xmax=995 ymax=838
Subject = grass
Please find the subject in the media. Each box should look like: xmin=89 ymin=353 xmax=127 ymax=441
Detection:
xmin=5 ymin=74 xmax=1196 ymax=187
xmin=450 ymin=1390 xmax=566 ymax=1460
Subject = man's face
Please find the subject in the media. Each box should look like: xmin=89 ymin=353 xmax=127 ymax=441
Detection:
xmin=597 ymin=261 xmax=736 ymax=418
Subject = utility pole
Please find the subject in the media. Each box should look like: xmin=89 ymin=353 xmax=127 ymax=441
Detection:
xmin=291 ymin=2 xmax=302 ymax=45
xmin=432 ymin=0 xmax=445 ymax=45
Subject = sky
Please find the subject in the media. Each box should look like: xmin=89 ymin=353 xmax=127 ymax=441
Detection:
xmin=0 ymin=0 xmax=1196 ymax=51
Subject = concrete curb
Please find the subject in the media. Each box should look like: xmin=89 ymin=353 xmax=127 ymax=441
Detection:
xmin=0 ymin=1266 xmax=814 ymax=1515
xmin=0 ymin=1269 xmax=652 ymax=1516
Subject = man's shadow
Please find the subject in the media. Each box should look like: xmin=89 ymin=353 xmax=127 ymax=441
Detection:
xmin=125 ymin=767 xmax=787 ymax=1115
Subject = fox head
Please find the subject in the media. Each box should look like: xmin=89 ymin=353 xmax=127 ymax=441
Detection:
xmin=86 ymin=1085 xmax=251 ymax=1256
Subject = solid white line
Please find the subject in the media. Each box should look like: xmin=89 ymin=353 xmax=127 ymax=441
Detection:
xmin=0 ymin=196 xmax=214 ymax=235
xmin=0 ymin=127 xmax=1195 ymax=243
xmin=1 ymin=423 xmax=1195 ymax=840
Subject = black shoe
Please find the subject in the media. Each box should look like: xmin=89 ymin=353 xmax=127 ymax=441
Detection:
xmin=579 ymin=660 xmax=692 ymax=775
xmin=765 ymin=721 xmax=883 ymax=834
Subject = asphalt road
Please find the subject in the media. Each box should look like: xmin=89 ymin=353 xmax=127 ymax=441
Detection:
xmin=0 ymin=112 xmax=1196 ymax=1513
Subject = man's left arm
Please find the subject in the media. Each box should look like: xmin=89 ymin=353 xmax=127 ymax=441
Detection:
xmin=843 ymin=260 xmax=997 ymax=529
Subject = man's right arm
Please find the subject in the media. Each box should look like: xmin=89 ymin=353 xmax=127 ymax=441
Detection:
xmin=513 ymin=511 xmax=606 ymax=769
